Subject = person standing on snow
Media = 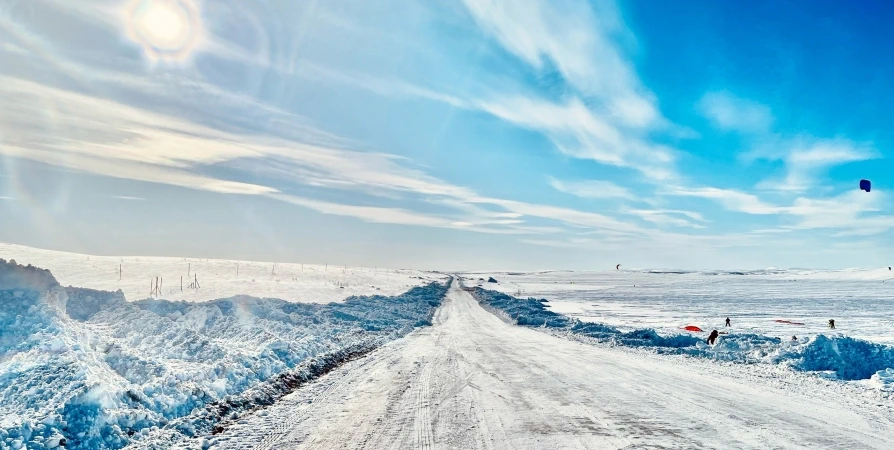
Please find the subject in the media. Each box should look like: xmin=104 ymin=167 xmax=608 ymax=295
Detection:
xmin=725 ymin=317 xmax=731 ymax=327
xmin=829 ymin=319 xmax=836 ymax=329
xmin=707 ymin=329 xmax=719 ymax=345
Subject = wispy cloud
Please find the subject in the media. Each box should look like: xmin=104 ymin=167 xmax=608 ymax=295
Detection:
xmin=112 ymin=196 xmax=145 ymax=201
xmin=467 ymin=196 xmax=646 ymax=234
xmin=667 ymin=185 xmax=892 ymax=235
xmin=461 ymin=0 xmax=656 ymax=128
xmin=268 ymin=0 xmax=681 ymax=184
xmin=300 ymin=63 xmax=679 ymax=181
xmin=698 ymin=91 xmax=772 ymax=133
xmin=0 ymin=78 xmax=279 ymax=195
xmin=0 ymin=74 xmax=662 ymax=239
xmin=665 ymin=186 xmax=782 ymax=214
xmin=1 ymin=42 xmax=28 ymax=55
xmin=548 ymin=177 xmax=635 ymax=200
xmin=698 ymin=90 xmax=877 ymax=193
xmin=475 ymin=96 xmax=677 ymax=181
xmin=625 ymin=209 xmax=707 ymax=228
xmin=745 ymin=138 xmax=878 ymax=192
xmin=272 ymin=194 xmax=454 ymax=228
xmin=395 ymin=0 xmax=677 ymax=182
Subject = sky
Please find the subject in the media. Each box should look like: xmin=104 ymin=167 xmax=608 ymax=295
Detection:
xmin=1 ymin=0 xmax=893 ymax=271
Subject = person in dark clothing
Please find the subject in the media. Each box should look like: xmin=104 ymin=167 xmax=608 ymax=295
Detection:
xmin=829 ymin=319 xmax=836 ymax=329
xmin=725 ymin=317 xmax=731 ymax=327
xmin=707 ymin=329 xmax=719 ymax=345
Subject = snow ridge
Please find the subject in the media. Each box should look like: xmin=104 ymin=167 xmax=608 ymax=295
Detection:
xmin=468 ymin=286 xmax=894 ymax=386
xmin=0 ymin=259 xmax=449 ymax=450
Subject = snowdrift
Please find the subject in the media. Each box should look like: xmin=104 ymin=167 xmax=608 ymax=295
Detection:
xmin=0 ymin=259 xmax=448 ymax=450
xmin=469 ymin=287 xmax=894 ymax=386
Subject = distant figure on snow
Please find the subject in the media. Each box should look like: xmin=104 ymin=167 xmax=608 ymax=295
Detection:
xmin=725 ymin=317 xmax=731 ymax=327
xmin=828 ymin=319 xmax=836 ymax=329
xmin=707 ymin=329 xmax=719 ymax=345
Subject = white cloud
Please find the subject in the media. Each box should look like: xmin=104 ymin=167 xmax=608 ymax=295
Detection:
xmin=549 ymin=177 xmax=635 ymax=200
xmin=476 ymin=95 xmax=677 ymax=181
xmin=1 ymin=42 xmax=28 ymax=55
xmin=297 ymin=63 xmax=471 ymax=109
xmin=0 ymin=144 xmax=279 ymax=196
xmin=461 ymin=0 xmax=656 ymax=128
xmin=666 ymin=186 xmax=782 ymax=214
xmin=0 ymin=75 xmax=670 ymax=238
xmin=748 ymin=138 xmax=878 ymax=192
xmin=112 ymin=196 xmax=145 ymax=201
xmin=451 ymin=0 xmax=679 ymax=182
xmin=272 ymin=194 xmax=454 ymax=228
xmin=783 ymin=190 xmax=885 ymax=231
xmin=667 ymin=184 xmax=892 ymax=235
xmin=294 ymin=62 xmax=680 ymax=181
xmin=468 ymin=196 xmax=642 ymax=234
xmin=625 ymin=209 xmax=707 ymax=228
xmin=698 ymin=91 xmax=772 ymax=133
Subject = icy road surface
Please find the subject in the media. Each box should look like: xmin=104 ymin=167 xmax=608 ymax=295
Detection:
xmin=208 ymin=283 xmax=894 ymax=450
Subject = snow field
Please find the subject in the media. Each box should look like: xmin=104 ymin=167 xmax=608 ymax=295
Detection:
xmin=0 ymin=243 xmax=446 ymax=304
xmin=0 ymin=258 xmax=449 ymax=450
xmin=467 ymin=282 xmax=894 ymax=390
xmin=463 ymin=269 xmax=894 ymax=343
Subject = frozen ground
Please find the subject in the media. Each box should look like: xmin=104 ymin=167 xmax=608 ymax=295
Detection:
xmin=462 ymin=269 xmax=894 ymax=344
xmin=0 ymin=243 xmax=445 ymax=304
xmin=0 ymin=257 xmax=448 ymax=450
xmin=181 ymin=282 xmax=894 ymax=450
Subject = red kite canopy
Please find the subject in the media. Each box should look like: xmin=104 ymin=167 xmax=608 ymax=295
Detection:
xmin=683 ymin=325 xmax=703 ymax=332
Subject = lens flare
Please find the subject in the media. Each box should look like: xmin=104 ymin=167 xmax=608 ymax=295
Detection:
xmin=124 ymin=0 xmax=202 ymax=62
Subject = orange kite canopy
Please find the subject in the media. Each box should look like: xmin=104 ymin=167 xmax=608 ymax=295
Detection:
xmin=682 ymin=325 xmax=703 ymax=332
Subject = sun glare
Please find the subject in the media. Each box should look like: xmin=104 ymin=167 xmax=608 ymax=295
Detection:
xmin=124 ymin=0 xmax=201 ymax=62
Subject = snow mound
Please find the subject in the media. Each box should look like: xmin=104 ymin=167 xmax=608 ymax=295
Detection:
xmin=870 ymin=368 xmax=894 ymax=390
xmin=470 ymin=286 xmax=894 ymax=384
xmin=771 ymin=335 xmax=894 ymax=381
xmin=1 ymin=260 xmax=449 ymax=450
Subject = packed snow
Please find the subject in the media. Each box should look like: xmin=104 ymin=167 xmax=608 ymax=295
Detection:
xmin=0 ymin=243 xmax=445 ymax=304
xmin=0 ymin=257 xmax=449 ymax=450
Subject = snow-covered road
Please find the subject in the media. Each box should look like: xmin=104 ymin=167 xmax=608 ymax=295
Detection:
xmin=211 ymin=282 xmax=894 ymax=450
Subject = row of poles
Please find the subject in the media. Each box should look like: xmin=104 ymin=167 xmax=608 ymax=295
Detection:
xmin=119 ymin=261 xmax=397 ymax=297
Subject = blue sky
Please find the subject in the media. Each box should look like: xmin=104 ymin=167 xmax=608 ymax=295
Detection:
xmin=1 ymin=0 xmax=892 ymax=270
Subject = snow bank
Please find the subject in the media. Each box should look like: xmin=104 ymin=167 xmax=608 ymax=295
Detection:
xmin=771 ymin=335 xmax=894 ymax=381
xmin=469 ymin=286 xmax=894 ymax=385
xmin=0 ymin=259 xmax=449 ymax=450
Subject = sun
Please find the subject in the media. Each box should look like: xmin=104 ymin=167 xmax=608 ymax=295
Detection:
xmin=124 ymin=0 xmax=202 ymax=62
